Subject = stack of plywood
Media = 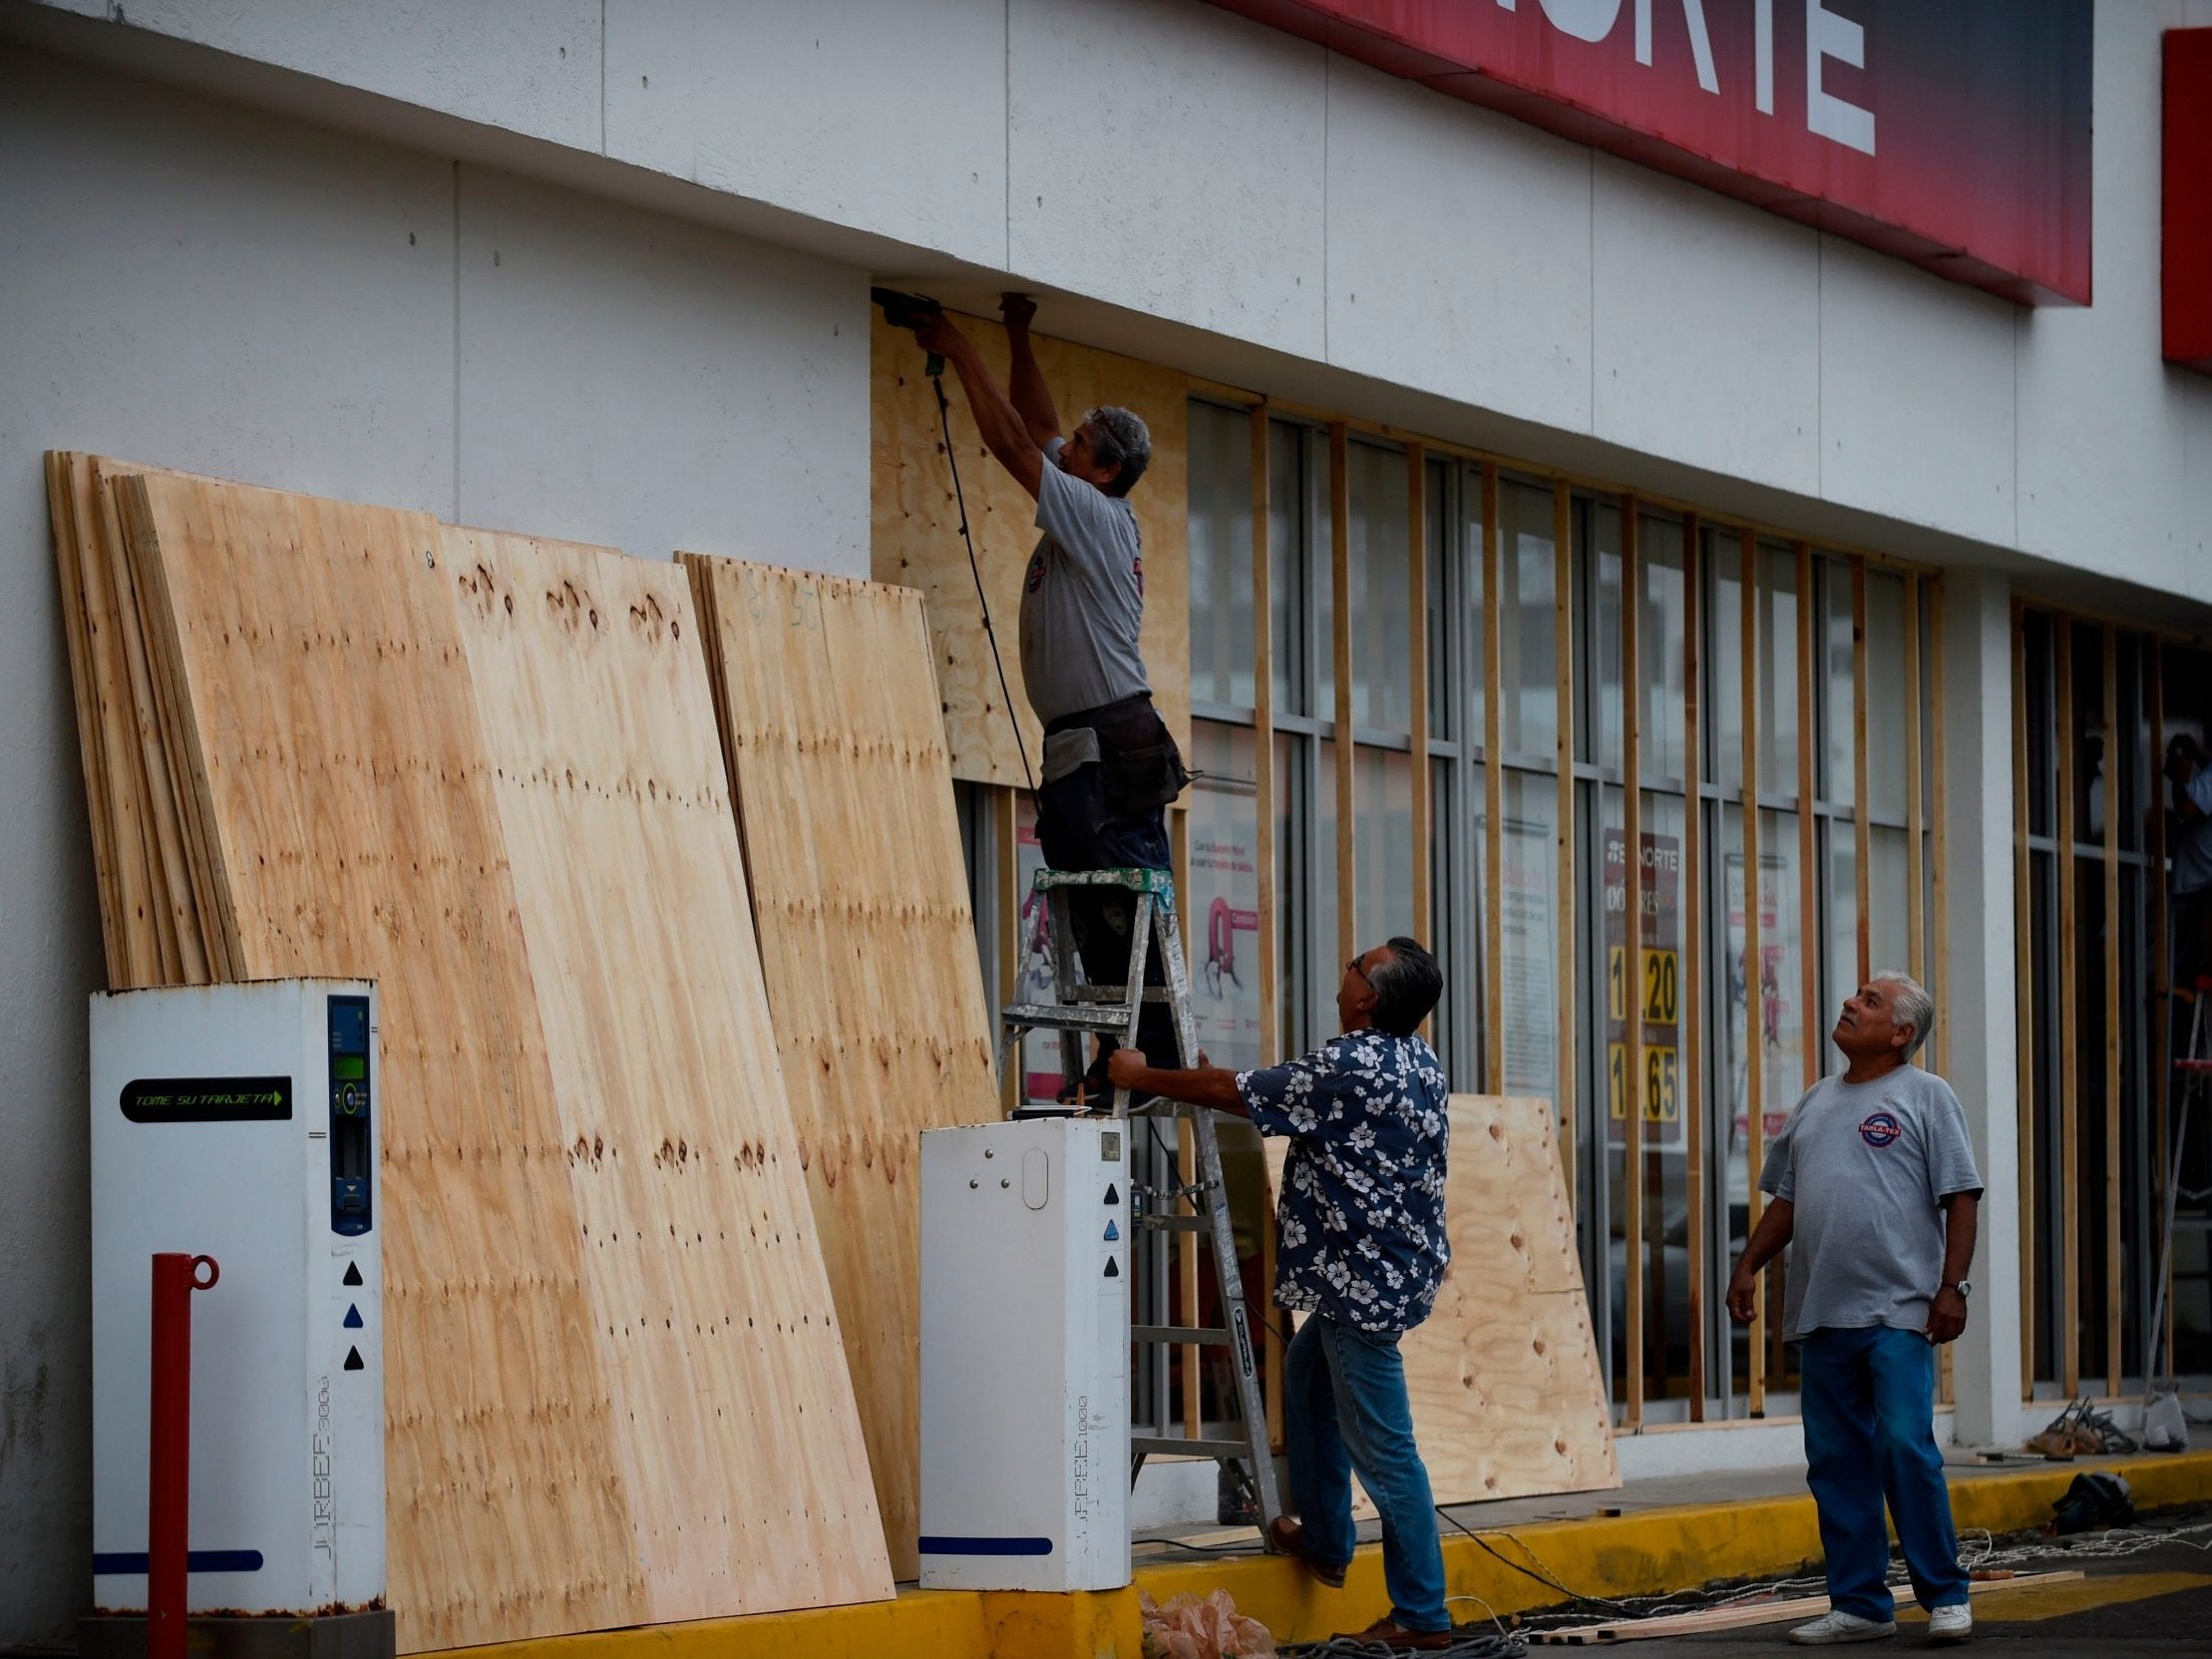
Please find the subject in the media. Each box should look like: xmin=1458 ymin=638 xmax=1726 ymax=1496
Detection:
xmin=1355 ymin=1095 xmax=1619 ymax=1514
xmin=48 ymin=458 xmax=899 ymax=1650
xmin=680 ymin=555 xmax=1000 ymax=1579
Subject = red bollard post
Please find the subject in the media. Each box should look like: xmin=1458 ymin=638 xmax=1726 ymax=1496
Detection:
xmin=148 ymin=1253 xmax=218 ymax=1659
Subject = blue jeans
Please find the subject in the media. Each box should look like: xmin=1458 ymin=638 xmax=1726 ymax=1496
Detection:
xmin=1799 ymin=1326 xmax=1970 ymax=1622
xmin=1285 ymin=1314 xmax=1449 ymax=1632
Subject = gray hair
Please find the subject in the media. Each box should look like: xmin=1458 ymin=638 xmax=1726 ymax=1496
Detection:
xmin=1873 ymin=970 xmax=1935 ymax=1059
xmin=1084 ymin=405 xmax=1152 ymax=496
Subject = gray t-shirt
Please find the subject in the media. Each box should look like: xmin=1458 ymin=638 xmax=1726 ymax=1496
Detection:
xmin=1758 ymin=1067 xmax=1984 ymax=1341
xmin=1018 ymin=438 xmax=1149 ymax=727
xmin=2173 ymin=769 xmax=2212 ymax=895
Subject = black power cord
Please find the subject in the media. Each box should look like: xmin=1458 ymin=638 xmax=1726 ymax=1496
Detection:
xmin=928 ymin=367 xmax=1036 ymax=796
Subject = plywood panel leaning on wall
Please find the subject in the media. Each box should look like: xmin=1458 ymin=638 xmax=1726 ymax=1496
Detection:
xmin=680 ymin=552 xmax=1000 ymax=1579
xmin=447 ymin=528 xmax=895 ymax=1617
xmin=108 ymin=472 xmax=895 ymax=1648
xmin=870 ymin=310 xmax=1191 ymax=787
xmin=1354 ymin=1094 xmax=1618 ymax=1515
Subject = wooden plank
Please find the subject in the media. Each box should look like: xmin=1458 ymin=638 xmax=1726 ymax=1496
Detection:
xmin=869 ymin=311 xmax=1190 ymax=787
xmin=1852 ymin=557 xmax=1871 ymax=983
xmin=996 ymin=785 xmax=1021 ymax=1116
xmin=1621 ymin=502 xmax=1645 ymax=1429
xmin=2101 ymin=624 xmax=2121 ymax=1399
xmin=1331 ymin=423 xmax=1355 ymax=965
xmin=1408 ymin=444 xmax=1432 ymax=945
xmin=1483 ymin=464 xmax=1505 ymax=1096
xmin=1525 ymin=1571 xmax=2085 ymax=1645
xmin=2055 ymin=618 xmax=2080 ymax=1398
xmin=117 ymin=474 xmax=894 ymax=1647
xmin=1680 ymin=515 xmax=1705 ymax=1420
xmin=1794 ymin=543 xmax=1818 ymax=1094
xmin=2013 ymin=602 xmax=2036 ymax=1397
xmin=1905 ymin=577 xmax=1926 ymax=988
xmin=2150 ymin=637 xmax=2172 ymax=1377
xmin=680 ymin=554 xmax=999 ymax=1579
xmin=1251 ymin=407 xmax=1284 ymax=1449
xmin=1930 ymin=580 xmax=1949 ymax=1070
xmin=46 ymin=453 xmax=128 ymax=981
xmin=1741 ymin=531 xmax=1767 ymax=1417
xmin=1554 ymin=482 xmax=1577 ymax=1182
xmin=1354 ymin=1096 xmax=1619 ymax=1517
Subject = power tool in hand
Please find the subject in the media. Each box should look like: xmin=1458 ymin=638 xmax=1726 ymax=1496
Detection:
xmin=872 ymin=286 xmax=946 ymax=376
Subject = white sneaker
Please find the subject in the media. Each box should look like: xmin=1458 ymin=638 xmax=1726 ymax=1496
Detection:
xmin=1926 ymin=1603 xmax=1974 ymax=1643
xmin=1788 ymin=1609 xmax=1898 ymax=1645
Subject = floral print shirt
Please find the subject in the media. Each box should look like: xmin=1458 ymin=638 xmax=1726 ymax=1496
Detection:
xmin=1236 ymin=1029 xmax=1451 ymax=1334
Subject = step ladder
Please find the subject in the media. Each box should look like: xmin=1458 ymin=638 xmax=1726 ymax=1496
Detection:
xmin=999 ymin=867 xmax=1282 ymax=1536
xmin=2147 ymin=977 xmax=2212 ymax=1392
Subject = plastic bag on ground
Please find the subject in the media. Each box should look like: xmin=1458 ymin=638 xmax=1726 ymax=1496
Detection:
xmin=1140 ymin=1588 xmax=1279 ymax=1659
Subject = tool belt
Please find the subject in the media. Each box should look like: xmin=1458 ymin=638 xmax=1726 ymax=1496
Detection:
xmin=1040 ymin=691 xmax=1190 ymax=813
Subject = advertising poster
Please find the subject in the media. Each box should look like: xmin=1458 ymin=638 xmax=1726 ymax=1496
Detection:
xmin=1722 ymin=850 xmax=1805 ymax=1175
xmin=1187 ymin=796 xmax=1263 ymax=1072
xmin=1603 ymin=829 xmax=1683 ymax=1150
xmin=1499 ymin=816 xmax=1557 ymax=1097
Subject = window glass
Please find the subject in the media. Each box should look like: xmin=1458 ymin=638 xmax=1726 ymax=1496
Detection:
xmin=1625 ymin=791 xmax=1690 ymax=1402
xmin=1758 ymin=546 xmax=1800 ymax=794
xmin=1591 ymin=500 xmax=1623 ymax=774
xmin=1500 ymin=482 xmax=1559 ymax=759
xmin=1355 ymin=746 xmax=1416 ymax=946
xmin=1708 ymin=532 xmax=1744 ymax=796
xmin=1314 ymin=436 xmax=1337 ymax=722
xmin=1864 ymin=570 xmax=1908 ymax=821
xmin=1188 ymin=722 xmax=1264 ymax=1071
xmin=1498 ymin=768 xmax=1560 ymax=1097
xmin=1641 ymin=515 xmax=1688 ymax=787
xmin=1269 ymin=421 xmax=1305 ymax=718
xmin=1187 ymin=402 xmax=1256 ymax=709
xmin=1459 ymin=465 xmax=1487 ymax=748
xmin=1825 ymin=817 xmax=1859 ymax=1029
xmin=1868 ymin=825 xmax=1912 ymax=980
xmin=1311 ymin=738 xmax=1341 ymax=1041
xmin=1349 ymin=440 xmax=1413 ymax=734
xmin=1823 ymin=558 xmax=1857 ymax=808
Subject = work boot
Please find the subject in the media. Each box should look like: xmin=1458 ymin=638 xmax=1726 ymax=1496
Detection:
xmin=1787 ymin=1609 xmax=1896 ymax=1644
xmin=1265 ymin=1515 xmax=1345 ymax=1588
xmin=1334 ymin=1615 xmax=1453 ymax=1651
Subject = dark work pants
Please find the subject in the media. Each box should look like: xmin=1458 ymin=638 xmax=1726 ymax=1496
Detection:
xmin=1034 ymin=759 xmax=1183 ymax=1084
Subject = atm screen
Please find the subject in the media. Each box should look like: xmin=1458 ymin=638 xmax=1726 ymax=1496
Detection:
xmin=333 ymin=1054 xmax=367 ymax=1081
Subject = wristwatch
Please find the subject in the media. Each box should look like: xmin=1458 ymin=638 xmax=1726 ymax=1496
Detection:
xmin=1943 ymin=1280 xmax=1973 ymax=1299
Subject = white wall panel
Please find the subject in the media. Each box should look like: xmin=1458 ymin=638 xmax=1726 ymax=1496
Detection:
xmin=1590 ymin=154 xmax=1818 ymax=495
xmin=602 ymin=0 xmax=1007 ymax=268
xmin=115 ymin=0 xmax=604 ymax=153
xmin=1817 ymin=235 xmax=2017 ymax=547
xmin=455 ymin=165 xmax=871 ymax=575
xmin=1007 ymin=0 xmax=1326 ymax=358
xmin=0 ymin=52 xmax=456 ymax=1644
xmin=1325 ymin=62 xmax=1595 ymax=437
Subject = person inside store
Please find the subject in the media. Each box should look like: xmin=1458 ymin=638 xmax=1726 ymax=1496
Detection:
xmin=1107 ymin=938 xmax=1456 ymax=1650
xmin=907 ymin=294 xmax=1186 ymax=1103
xmin=2165 ymin=731 xmax=2212 ymax=994
xmin=1726 ymin=974 xmax=1982 ymax=1647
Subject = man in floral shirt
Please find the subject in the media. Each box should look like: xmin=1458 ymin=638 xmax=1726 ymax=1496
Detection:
xmin=1106 ymin=936 xmax=1453 ymax=1649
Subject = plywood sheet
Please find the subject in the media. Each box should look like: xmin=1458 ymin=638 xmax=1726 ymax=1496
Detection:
xmin=681 ymin=553 xmax=999 ymax=1579
xmin=1352 ymin=1095 xmax=1618 ymax=1514
xmin=870 ymin=311 xmax=1191 ymax=787
xmin=447 ymin=528 xmax=895 ymax=1616
xmin=111 ymin=473 xmax=893 ymax=1648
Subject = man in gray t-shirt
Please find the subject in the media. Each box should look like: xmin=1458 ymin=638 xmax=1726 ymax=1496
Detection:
xmin=1728 ymin=973 xmax=1982 ymax=1647
xmin=910 ymin=296 xmax=1188 ymax=1097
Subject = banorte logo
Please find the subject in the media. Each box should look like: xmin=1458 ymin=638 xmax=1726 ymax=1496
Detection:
xmin=1859 ymin=1110 xmax=1903 ymax=1149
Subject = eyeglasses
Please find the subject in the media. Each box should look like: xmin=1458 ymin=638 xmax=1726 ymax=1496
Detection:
xmin=1345 ymin=955 xmax=1370 ymax=988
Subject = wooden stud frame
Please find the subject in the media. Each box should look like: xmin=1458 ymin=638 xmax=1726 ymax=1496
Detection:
xmin=2150 ymin=638 xmax=2172 ymax=1379
xmin=2012 ymin=603 xmax=2036 ymax=1398
xmin=1484 ymin=466 xmax=1506 ymax=1097
xmin=1330 ymin=425 xmax=1355 ymax=972
xmin=1930 ymin=580 xmax=1951 ymax=1408
xmin=997 ymin=786 xmax=1021 ymax=1116
xmin=2101 ymin=626 xmax=2122 ymax=1398
xmin=1621 ymin=502 xmax=1648 ymax=1428
xmin=1251 ymin=407 xmax=1286 ymax=1448
xmin=2055 ymin=620 xmax=2080 ymax=1399
xmin=1682 ymin=516 xmax=1706 ymax=1420
xmin=1555 ymin=483 xmax=1578 ymax=1178
xmin=1795 ymin=543 xmax=1819 ymax=1097
xmin=1740 ymin=530 xmax=1767 ymax=1418
xmin=1852 ymin=559 xmax=1872 ymax=985
xmin=1409 ymin=445 xmax=1432 ymax=946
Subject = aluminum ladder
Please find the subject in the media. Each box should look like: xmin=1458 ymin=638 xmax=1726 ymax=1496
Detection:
xmin=998 ymin=866 xmax=1282 ymax=1535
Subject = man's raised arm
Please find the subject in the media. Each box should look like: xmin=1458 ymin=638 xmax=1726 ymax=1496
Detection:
xmin=913 ymin=311 xmax=1045 ymax=498
xmin=1000 ymin=293 xmax=1061 ymax=450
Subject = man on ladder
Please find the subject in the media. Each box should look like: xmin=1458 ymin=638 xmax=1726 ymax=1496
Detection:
xmin=1108 ymin=940 xmax=1457 ymax=1651
xmin=909 ymin=295 xmax=1187 ymax=1105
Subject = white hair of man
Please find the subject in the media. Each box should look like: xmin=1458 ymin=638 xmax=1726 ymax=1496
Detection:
xmin=1873 ymin=970 xmax=1935 ymax=1060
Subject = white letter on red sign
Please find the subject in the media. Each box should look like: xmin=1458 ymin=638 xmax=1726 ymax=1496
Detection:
xmin=1633 ymin=0 xmax=1718 ymax=94
xmin=1805 ymin=0 xmax=1876 ymax=155
xmin=1538 ymin=0 xmax=1624 ymax=44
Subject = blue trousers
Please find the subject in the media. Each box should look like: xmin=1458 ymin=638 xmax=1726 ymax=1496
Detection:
xmin=1285 ymin=1314 xmax=1449 ymax=1632
xmin=1799 ymin=1326 xmax=1970 ymax=1622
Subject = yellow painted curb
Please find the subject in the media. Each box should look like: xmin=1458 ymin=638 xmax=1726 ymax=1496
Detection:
xmin=436 ymin=1452 xmax=2212 ymax=1659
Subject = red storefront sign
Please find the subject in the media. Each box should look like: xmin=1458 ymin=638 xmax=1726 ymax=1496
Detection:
xmin=2166 ymin=29 xmax=2212 ymax=371
xmin=1207 ymin=0 xmax=2092 ymax=305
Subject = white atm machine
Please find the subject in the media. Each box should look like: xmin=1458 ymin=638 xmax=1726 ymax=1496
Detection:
xmin=88 ymin=980 xmax=390 ymax=1659
xmin=918 ymin=1115 xmax=1130 ymax=1592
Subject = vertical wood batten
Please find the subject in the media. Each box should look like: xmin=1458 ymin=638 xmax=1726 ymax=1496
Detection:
xmin=1555 ymin=483 xmax=1578 ymax=1188
xmin=1408 ymin=445 xmax=1432 ymax=949
xmin=1682 ymin=516 xmax=1706 ymax=1419
xmin=997 ymin=785 xmax=1020 ymax=1115
xmin=1930 ymin=581 xmax=1950 ymax=1072
xmin=2151 ymin=638 xmax=2172 ymax=1378
xmin=2056 ymin=620 xmax=2080 ymax=1399
xmin=1852 ymin=558 xmax=1871 ymax=983
xmin=2012 ymin=605 xmax=2036 ymax=1397
xmin=1741 ymin=530 xmax=1767 ymax=1417
xmin=1905 ymin=577 xmax=1926 ymax=987
xmin=1785 ymin=540 xmax=1815 ymax=1390
xmin=1331 ymin=425 xmax=1354 ymax=969
xmin=1623 ymin=501 xmax=1645 ymax=1429
xmin=1483 ymin=464 xmax=1505 ymax=1097
xmin=2102 ymin=625 xmax=2121 ymax=1398
xmin=1248 ymin=405 xmax=1284 ymax=1448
